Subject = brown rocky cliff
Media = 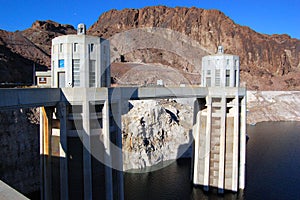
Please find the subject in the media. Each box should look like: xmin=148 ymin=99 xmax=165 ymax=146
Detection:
xmin=1 ymin=6 xmax=300 ymax=89
xmin=88 ymin=6 xmax=300 ymax=90
xmin=0 ymin=20 xmax=76 ymax=84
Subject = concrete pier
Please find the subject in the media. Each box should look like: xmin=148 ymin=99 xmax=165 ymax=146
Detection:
xmin=39 ymin=89 xmax=125 ymax=200
xmin=192 ymin=88 xmax=246 ymax=192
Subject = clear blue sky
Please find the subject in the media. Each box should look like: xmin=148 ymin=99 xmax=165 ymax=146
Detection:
xmin=0 ymin=0 xmax=299 ymax=39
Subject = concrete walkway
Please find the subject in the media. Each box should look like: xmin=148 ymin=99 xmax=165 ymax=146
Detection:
xmin=0 ymin=180 xmax=28 ymax=200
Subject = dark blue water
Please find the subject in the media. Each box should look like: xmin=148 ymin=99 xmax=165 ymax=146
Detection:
xmin=124 ymin=122 xmax=300 ymax=200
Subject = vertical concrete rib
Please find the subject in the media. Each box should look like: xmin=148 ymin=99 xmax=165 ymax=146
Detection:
xmin=40 ymin=107 xmax=53 ymax=200
xmin=239 ymin=96 xmax=246 ymax=189
xmin=114 ymin=101 xmax=124 ymax=200
xmin=232 ymin=93 xmax=239 ymax=191
xmin=40 ymin=107 xmax=45 ymax=200
xmin=103 ymin=100 xmax=113 ymax=200
xmin=58 ymin=103 xmax=69 ymax=200
xmin=204 ymin=96 xmax=212 ymax=188
xmin=218 ymin=96 xmax=226 ymax=192
xmin=82 ymin=97 xmax=92 ymax=200
xmin=192 ymin=99 xmax=200 ymax=184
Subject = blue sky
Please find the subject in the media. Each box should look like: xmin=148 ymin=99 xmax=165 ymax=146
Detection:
xmin=0 ymin=0 xmax=299 ymax=39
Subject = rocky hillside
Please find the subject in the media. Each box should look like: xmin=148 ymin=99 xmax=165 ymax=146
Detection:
xmin=0 ymin=20 xmax=76 ymax=83
xmin=89 ymin=6 xmax=300 ymax=90
xmin=247 ymin=91 xmax=300 ymax=124
xmin=1 ymin=6 xmax=300 ymax=89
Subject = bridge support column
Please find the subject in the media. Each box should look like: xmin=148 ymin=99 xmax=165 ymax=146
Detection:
xmin=203 ymin=96 xmax=212 ymax=189
xmin=110 ymin=100 xmax=124 ymax=200
xmin=103 ymin=100 xmax=113 ymax=200
xmin=40 ymin=106 xmax=54 ymax=200
xmin=56 ymin=103 xmax=69 ymax=200
xmin=239 ymin=96 xmax=246 ymax=190
xmin=82 ymin=99 xmax=93 ymax=200
xmin=103 ymin=99 xmax=124 ymax=200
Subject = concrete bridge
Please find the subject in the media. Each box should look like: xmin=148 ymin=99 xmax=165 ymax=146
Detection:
xmin=0 ymin=86 xmax=246 ymax=199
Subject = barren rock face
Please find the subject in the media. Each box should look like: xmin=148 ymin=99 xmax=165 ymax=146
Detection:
xmin=1 ymin=6 xmax=300 ymax=89
xmin=122 ymin=100 xmax=193 ymax=170
xmin=247 ymin=91 xmax=300 ymax=124
xmin=88 ymin=6 xmax=300 ymax=90
xmin=0 ymin=20 xmax=76 ymax=83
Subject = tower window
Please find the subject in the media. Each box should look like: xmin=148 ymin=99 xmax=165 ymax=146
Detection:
xmin=89 ymin=60 xmax=96 ymax=87
xmin=90 ymin=44 xmax=94 ymax=52
xmin=215 ymin=69 xmax=220 ymax=86
xmin=72 ymin=59 xmax=80 ymax=87
xmin=74 ymin=43 xmax=78 ymax=52
xmin=206 ymin=77 xmax=211 ymax=87
xmin=59 ymin=43 xmax=63 ymax=52
xmin=226 ymin=69 xmax=230 ymax=86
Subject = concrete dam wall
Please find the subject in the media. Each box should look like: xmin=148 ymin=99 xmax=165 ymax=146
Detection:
xmin=0 ymin=108 xmax=40 ymax=195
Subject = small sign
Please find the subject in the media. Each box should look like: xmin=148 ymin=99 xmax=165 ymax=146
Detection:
xmin=39 ymin=77 xmax=47 ymax=84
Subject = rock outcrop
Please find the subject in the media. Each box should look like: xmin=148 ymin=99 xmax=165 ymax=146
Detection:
xmin=88 ymin=6 xmax=300 ymax=90
xmin=122 ymin=100 xmax=193 ymax=170
xmin=1 ymin=6 xmax=300 ymax=89
xmin=247 ymin=91 xmax=300 ymax=124
xmin=0 ymin=20 xmax=76 ymax=83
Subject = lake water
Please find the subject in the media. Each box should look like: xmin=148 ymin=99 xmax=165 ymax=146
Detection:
xmin=124 ymin=122 xmax=300 ymax=200
xmin=26 ymin=122 xmax=300 ymax=199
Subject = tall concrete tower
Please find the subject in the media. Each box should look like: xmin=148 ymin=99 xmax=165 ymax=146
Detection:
xmin=41 ymin=24 xmax=123 ymax=200
xmin=51 ymin=23 xmax=110 ymax=88
xmin=193 ymin=46 xmax=246 ymax=193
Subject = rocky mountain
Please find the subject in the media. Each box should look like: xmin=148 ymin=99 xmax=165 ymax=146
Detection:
xmin=1 ymin=6 xmax=300 ymax=89
xmin=89 ymin=6 xmax=300 ymax=90
xmin=0 ymin=20 xmax=76 ymax=83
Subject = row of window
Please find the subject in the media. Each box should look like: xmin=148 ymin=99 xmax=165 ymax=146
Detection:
xmin=206 ymin=69 xmax=231 ymax=76
xmin=206 ymin=59 xmax=239 ymax=66
xmin=205 ymin=69 xmax=235 ymax=87
xmin=56 ymin=59 xmax=96 ymax=87
xmin=56 ymin=43 xmax=109 ymax=55
xmin=58 ymin=43 xmax=95 ymax=53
